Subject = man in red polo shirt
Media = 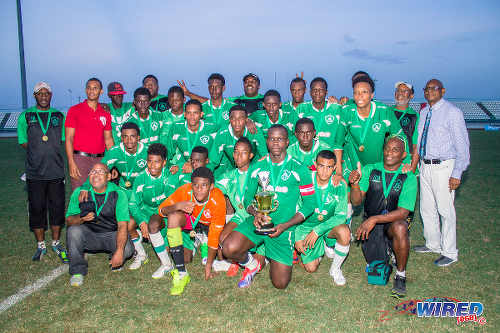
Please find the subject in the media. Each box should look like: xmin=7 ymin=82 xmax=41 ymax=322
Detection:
xmin=65 ymin=78 xmax=114 ymax=190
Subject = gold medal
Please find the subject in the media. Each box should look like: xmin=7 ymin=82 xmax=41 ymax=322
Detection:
xmin=359 ymin=145 xmax=365 ymax=152
xmin=42 ymin=135 xmax=48 ymax=142
xmin=317 ymin=214 xmax=324 ymax=221
xmin=238 ymin=203 xmax=244 ymax=210
xmin=189 ymin=230 xmax=196 ymax=238
xmin=125 ymin=181 xmax=132 ymax=188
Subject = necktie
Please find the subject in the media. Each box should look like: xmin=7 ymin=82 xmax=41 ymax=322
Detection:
xmin=419 ymin=107 xmax=433 ymax=158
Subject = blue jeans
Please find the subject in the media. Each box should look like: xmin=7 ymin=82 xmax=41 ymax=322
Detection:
xmin=67 ymin=224 xmax=134 ymax=275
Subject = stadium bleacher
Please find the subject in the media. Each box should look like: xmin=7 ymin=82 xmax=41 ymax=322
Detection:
xmin=453 ymin=101 xmax=491 ymax=121
xmin=479 ymin=101 xmax=500 ymax=120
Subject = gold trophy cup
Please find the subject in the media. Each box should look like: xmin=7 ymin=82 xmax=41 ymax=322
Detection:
xmin=252 ymin=173 xmax=279 ymax=235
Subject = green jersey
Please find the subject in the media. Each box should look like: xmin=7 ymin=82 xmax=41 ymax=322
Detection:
xmin=250 ymin=108 xmax=297 ymax=143
xmin=129 ymin=168 xmax=172 ymax=225
xmin=281 ymin=101 xmax=302 ymax=118
xmin=216 ymin=168 xmax=252 ymax=221
xmin=287 ymin=139 xmax=331 ymax=168
xmin=162 ymin=108 xmax=185 ymax=130
xmin=109 ymin=102 xmax=133 ymax=143
xmin=244 ymin=154 xmax=316 ymax=227
xmin=296 ymin=101 xmax=343 ymax=149
xmin=101 ymin=142 xmax=148 ymax=192
xmin=126 ymin=107 xmax=166 ymax=146
xmin=207 ymin=124 xmax=267 ymax=174
xmin=164 ymin=120 xmax=217 ymax=167
xmin=202 ymin=99 xmax=236 ymax=130
xmin=301 ymin=172 xmax=348 ymax=236
xmin=337 ymin=101 xmax=403 ymax=166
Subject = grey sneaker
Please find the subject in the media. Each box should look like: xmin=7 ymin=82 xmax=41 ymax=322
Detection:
xmin=70 ymin=274 xmax=84 ymax=287
xmin=434 ymin=255 xmax=457 ymax=267
xmin=391 ymin=275 xmax=406 ymax=299
xmin=32 ymin=247 xmax=47 ymax=261
xmin=413 ymin=245 xmax=434 ymax=253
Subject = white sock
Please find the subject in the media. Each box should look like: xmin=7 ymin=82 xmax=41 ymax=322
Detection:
xmin=37 ymin=241 xmax=46 ymax=249
xmin=149 ymin=231 xmax=172 ymax=267
xmin=396 ymin=270 xmax=406 ymax=278
xmin=240 ymin=252 xmax=258 ymax=270
xmin=332 ymin=243 xmax=350 ymax=271
xmin=132 ymin=236 xmax=146 ymax=257
xmin=179 ymin=271 xmax=188 ymax=278
xmin=226 ymin=214 xmax=234 ymax=224
xmin=51 ymin=240 xmax=60 ymax=247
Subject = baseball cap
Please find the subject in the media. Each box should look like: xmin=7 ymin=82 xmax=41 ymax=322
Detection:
xmin=33 ymin=82 xmax=52 ymax=94
xmin=394 ymin=81 xmax=413 ymax=91
xmin=243 ymin=73 xmax=260 ymax=83
xmin=107 ymin=82 xmax=127 ymax=95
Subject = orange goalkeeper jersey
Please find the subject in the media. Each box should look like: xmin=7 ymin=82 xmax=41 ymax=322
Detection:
xmin=158 ymin=183 xmax=226 ymax=249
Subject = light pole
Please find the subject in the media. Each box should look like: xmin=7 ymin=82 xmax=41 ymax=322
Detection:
xmin=16 ymin=0 xmax=28 ymax=109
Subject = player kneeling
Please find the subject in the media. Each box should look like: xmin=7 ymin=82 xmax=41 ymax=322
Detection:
xmin=294 ymin=150 xmax=350 ymax=285
xmin=153 ymin=167 xmax=226 ymax=295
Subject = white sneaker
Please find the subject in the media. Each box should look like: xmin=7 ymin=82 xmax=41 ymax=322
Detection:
xmin=212 ymin=259 xmax=232 ymax=272
xmin=152 ymin=263 xmax=174 ymax=279
xmin=329 ymin=266 xmax=346 ymax=286
xmin=129 ymin=255 xmax=148 ymax=270
xmin=324 ymin=244 xmax=335 ymax=259
xmin=70 ymin=274 xmax=84 ymax=287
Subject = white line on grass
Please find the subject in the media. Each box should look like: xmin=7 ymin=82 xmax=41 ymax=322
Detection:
xmin=0 ymin=265 xmax=68 ymax=314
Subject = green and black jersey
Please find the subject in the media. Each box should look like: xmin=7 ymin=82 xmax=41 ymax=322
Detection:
xmin=150 ymin=94 xmax=170 ymax=112
xmin=229 ymin=94 xmax=264 ymax=115
xmin=390 ymin=106 xmax=419 ymax=152
xmin=17 ymin=107 xmax=65 ymax=180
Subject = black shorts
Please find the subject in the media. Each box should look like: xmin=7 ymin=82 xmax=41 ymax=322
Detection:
xmin=27 ymin=178 xmax=65 ymax=231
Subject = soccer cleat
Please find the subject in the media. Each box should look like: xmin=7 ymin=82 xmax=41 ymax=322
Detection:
xmin=329 ymin=266 xmax=346 ymax=286
xmin=324 ymin=244 xmax=335 ymax=259
xmin=226 ymin=263 xmax=240 ymax=277
xmin=70 ymin=274 xmax=84 ymax=287
xmin=152 ymin=263 xmax=174 ymax=279
xmin=237 ymin=261 xmax=261 ymax=288
xmin=413 ymin=245 xmax=436 ymax=253
xmin=434 ymin=255 xmax=457 ymax=267
xmin=52 ymin=243 xmax=69 ymax=264
xmin=32 ymin=247 xmax=47 ymax=261
xmin=391 ymin=275 xmax=406 ymax=299
xmin=170 ymin=269 xmax=190 ymax=296
xmin=128 ymin=255 xmax=149 ymax=270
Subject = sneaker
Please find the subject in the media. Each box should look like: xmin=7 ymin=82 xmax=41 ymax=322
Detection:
xmin=329 ymin=267 xmax=346 ymax=286
xmin=152 ymin=263 xmax=174 ymax=279
xmin=212 ymin=259 xmax=231 ymax=272
xmin=52 ymin=243 xmax=69 ymax=264
xmin=70 ymin=274 xmax=84 ymax=287
xmin=391 ymin=275 xmax=406 ymax=299
xmin=170 ymin=269 xmax=190 ymax=296
xmin=324 ymin=244 xmax=335 ymax=259
xmin=128 ymin=255 xmax=149 ymax=270
xmin=434 ymin=255 xmax=457 ymax=267
xmin=237 ymin=261 xmax=261 ymax=288
xmin=32 ymin=247 xmax=47 ymax=261
xmin=226 ymin=263 xmax=240 ymax=277
xmin=413 ymin=245 xmax=436 ymax=253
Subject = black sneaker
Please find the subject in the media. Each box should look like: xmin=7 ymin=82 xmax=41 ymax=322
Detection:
xmin=391 ymin=275 xmax=406 ymax=299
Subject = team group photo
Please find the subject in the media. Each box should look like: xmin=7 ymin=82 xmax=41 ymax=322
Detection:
xmin=1 ymin=1 xmax=498 ymax=332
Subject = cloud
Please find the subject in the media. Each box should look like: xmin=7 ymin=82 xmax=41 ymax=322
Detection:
xmin=342 ymin=48 xmax=406 ymax=64
xmin=344 ymin=34 xmax=355 ymax=43
xmin=395 ymin=40 xmax=409 ymax=45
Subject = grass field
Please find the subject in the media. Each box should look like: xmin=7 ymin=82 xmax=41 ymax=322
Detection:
xmin=0 ymin=131 xmax=499 ymax=332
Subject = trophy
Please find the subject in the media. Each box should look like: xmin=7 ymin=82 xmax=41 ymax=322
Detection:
xmin=252 ymin=172 xmax=279 ymax=235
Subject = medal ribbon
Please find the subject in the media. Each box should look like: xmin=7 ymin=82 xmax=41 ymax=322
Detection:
xmin=90 ymin=188 xmax=110 ymax=217
xmin=190 ymin=191 xmax=210 ymax=229
xmin=397 ymin=108 xmax=409 ymax=121
xmin=35 ymin=109 xmax=53 ymax=137
xmin=312 ymin=172 xmax=326 ymax=215
xmin=382 ymin=164 xmax=403 ymax=199
xmin=186 ymin=121 xmax=202 ymax=155
xmin=358 ymin=101 xmax=375 ymax=147
xmin=136 ymin=108 xmax=152 ymax=140
xmin=268 ymin=156 xmax=288 ymax=191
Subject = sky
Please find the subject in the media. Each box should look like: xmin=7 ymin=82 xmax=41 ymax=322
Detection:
xmin=1 ymin=0 xmax=500 ymax=110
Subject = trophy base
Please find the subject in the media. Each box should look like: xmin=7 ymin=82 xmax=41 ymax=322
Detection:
xmin=254 ymin=224 xmax=275 ymax=235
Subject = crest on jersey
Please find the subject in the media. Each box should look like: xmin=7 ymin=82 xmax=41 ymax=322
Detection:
xmin=372 ymin=122 xmax=381 ymax=132
xmin=393 ymin=179 xmax=403 ymax=192
xmin=203 ymin=210 xmax=212 ymax=218
xmin=99 ymin=116 xmax=107 ymax=126
xmin=151 ymin=121 xmax=158 ymax=131
xmin=281 ymin=170 xmax=291 ymax=181
xmin=158 ymin=102 xmax=167 ymax=111
xmin=372 ymin=174 xmax=381 ymax=182
xmin=137 ymin=159 xmax=147 ymax=168
xmin=51 ymin=117 xmax=60 ymax=127
xmin=200 ymin=135 xmax=209 ymax=144
xmin=222 ymin=110 xmax=229 ymax=120
xmin=325 ymin=115 xmax=335 ymax=125
xmin=401 ymin=117 xmax=410 ymax=127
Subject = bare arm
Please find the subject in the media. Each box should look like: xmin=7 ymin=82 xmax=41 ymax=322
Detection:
xmin=110 ymin=221 xmax=128 ymax=268
xmin=177 ymin=80 xmax=208 ymax=103
xmin=356 ymin=208 xmax=410 ymax=241
xmin=65 ymin=127 xmax=81 ymax=179
xmin=104 ymin=130 xmax=114 ymax=150
xmin=66 ymin=212 xmax=95 ymax=227
xmin=411 ymin=147 xmax=419 ymax=173
xmin=21 ymin=143 xmax=27 ymax=149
